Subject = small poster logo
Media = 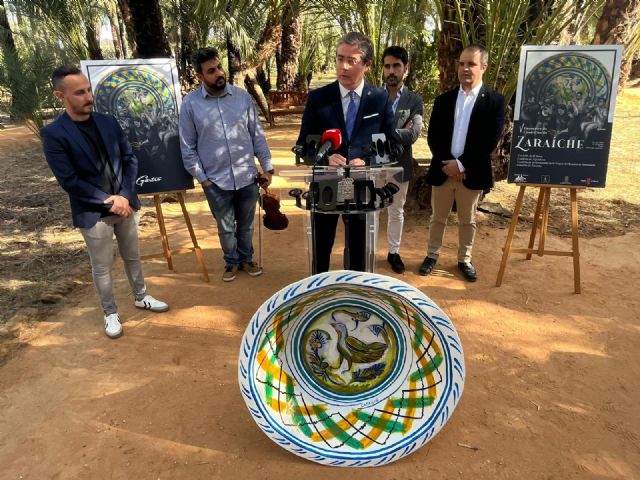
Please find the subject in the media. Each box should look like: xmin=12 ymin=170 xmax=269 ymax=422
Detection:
xmin=514 ymin=174 xmax=527 ymax=182
xmin=136 ymin=175 xmax=163 ymax=187
xmin=541 ymin=175 xmax=551 ymax=183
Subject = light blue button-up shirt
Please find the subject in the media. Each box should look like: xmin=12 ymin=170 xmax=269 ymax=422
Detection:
xmin=179 ymin=84 xmax=272 ymax=190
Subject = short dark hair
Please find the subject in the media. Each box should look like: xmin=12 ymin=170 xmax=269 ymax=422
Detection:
xmin=382 ymin=46 xmax=409 ymax=65
xmin=463 ymin=44 xmax=489 ymax=65
xmin=51 ymin=65 xmax=82 ymax=91
xmin=337 ymin=32 xmax=374 ymax=65
xmin=191 ymin=47 xmax=219 ymax=74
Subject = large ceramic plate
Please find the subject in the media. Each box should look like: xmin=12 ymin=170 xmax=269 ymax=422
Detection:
xmin=239 ymin=271 xmax=464 ymax=467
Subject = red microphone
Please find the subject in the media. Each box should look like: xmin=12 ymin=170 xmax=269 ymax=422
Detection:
xmin=315 ymin=128 xmax=342 ymax=163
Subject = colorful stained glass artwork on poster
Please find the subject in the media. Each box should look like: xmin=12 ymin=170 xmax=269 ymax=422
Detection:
xmin=82 ymin=59 xmax=194 ymax=194
xmin=239 ymin=271 xmax=465 ymax=466
xmin=509 ymin=45 xmax=623 ymax=187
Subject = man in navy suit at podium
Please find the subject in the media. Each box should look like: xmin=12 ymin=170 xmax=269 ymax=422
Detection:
xmin=296 ymin=32 xmax=398 ymax=273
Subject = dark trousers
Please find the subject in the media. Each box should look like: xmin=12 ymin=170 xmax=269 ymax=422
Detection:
xmin=312 ymin=212 xmax=366 ymax=273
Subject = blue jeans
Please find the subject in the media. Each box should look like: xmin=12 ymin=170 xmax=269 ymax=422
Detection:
xmin=203 ymin=182 xmax=259 ymax=267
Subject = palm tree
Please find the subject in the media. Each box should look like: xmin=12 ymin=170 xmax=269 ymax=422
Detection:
xmin=0 ymin=0 xmax=23 ymax=117
xmin=11 ymin=0 xmax=106 ymax=60
xmin=115 ymin=0 xmax=137 ymax=55
xmin=196 ymin=0 xmax=284 ymax=119
xmin=433 ymin=0 xmax=606 ymax=103
xmin=277 ymin=0 xmax=303 ymax=90
xmin=310 ymin=0 xmax=423 ymax=83
xmin=127 ymin=0 xmax=171 ymax=57
xmin=592 ymin=0 xmax=640 ymax=90
xmin=432 ymin=0 xmax=606 ymax=180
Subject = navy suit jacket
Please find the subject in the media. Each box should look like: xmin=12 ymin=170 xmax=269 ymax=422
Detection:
xmin=297 ymin=80 xmax=399 ymax=164
xmin=426 ymin=85 xmax=505 ymax=190
xmin=41 ymin=112 xmax=140 ymax=228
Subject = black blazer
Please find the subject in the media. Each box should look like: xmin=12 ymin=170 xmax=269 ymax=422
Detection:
xmin=41 ymin=112 xmax=140 ymax=228
xmin=426 ymin=85 xmax=505 ymax=190
xmin=393 ymin=88 xmax=424 ymax=182
xmin=297 ymin=81 xmax=400 ymax=164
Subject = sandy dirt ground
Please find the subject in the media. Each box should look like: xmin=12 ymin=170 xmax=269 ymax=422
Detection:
xmin=1 ymin=121 xmax=639 ymax=480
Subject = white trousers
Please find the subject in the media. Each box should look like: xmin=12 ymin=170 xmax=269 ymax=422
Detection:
xmin=386 ymin=180 xmax=409 ymax=254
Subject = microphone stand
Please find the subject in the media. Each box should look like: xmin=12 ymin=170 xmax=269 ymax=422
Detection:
xmin=342 ymin=165 xmax=351 ymax=270
xmin=310 ymin=150 xmax=325 ymax=275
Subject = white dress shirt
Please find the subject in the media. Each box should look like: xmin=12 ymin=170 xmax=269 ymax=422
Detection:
xmin=451 ymin=82 xmax=483 ymax=172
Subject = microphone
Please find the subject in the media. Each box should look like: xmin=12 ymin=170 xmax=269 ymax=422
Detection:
xmin=314 ymin=129 xmax=342 ymax=164
xmin=291 ymin=144 xmax=304 ymax=165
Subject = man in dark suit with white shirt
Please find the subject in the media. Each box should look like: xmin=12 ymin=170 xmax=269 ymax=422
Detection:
xmin=381 ymin=46 xmax=424 ymax=274
xmin=420 ymin=45 xmax=505 ymax=281
xmin=41 ymin=66 xmax=168 ymax=339
xmin=296 ymin=32 xmax=399 ymax=273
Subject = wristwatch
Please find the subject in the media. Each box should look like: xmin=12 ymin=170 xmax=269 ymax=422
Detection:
xmin=267 ymin=169 xmax=275 ymax=174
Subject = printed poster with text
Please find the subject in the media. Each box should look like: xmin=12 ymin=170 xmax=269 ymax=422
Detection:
xmin=508 ymin=45 xmax=623 ymax=187
xmin=81 ymin=59 xmax=194 ymax=194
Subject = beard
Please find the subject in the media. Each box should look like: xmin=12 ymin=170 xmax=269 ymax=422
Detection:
xmin=73 ymin=101 xmax=94 ymax=115
xmin=206 ymin=76 xmax=226 ymax=92
xmin=384 ymin=74 xmax=399 ymax=87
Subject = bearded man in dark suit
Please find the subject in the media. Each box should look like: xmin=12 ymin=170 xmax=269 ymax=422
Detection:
xmin=296 ymin=32 xmax=399 ymax=273
xmin=381 ymin=45 xmax=424 ymax=275
xmin=41 ymin=66 xmax=168 ymax=339
xmin=420 ymin=45 xmax=505 ymax=282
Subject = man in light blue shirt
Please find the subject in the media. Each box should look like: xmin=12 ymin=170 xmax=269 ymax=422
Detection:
xmin=180 ymin=47 xmax=274 ymax=282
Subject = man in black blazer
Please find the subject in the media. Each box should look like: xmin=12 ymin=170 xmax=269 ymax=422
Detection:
xmin=41 ymin=66 xmax=168 ymax=339
xmin=297 ymin=32 xmax=398 ymax=273
xmin=381 ymin=46 xmax=424 ymax=274
xmin=420 ymin=45 xmax=505 ymax=281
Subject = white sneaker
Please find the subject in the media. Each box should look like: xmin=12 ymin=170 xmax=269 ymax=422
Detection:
xmin=104 ymin=313 xmax=123 ymax=339
xmin=134 ymin=294 xmax=169 ymax=312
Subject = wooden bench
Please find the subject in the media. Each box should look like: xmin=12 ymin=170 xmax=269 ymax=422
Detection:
xmin=267 ymin=90 xmax=308 ymax=126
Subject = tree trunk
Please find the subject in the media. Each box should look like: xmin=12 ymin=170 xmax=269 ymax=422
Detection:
xmin=244 ymin=68 xmax=271 ymax=120
xmin=127 ymin=0 xmax=171 ymax=58
xmin=631 ymin=56 xmax=640 ymax=79
xmin=592 ymin=0 xmax=640 ymax=90
xmin=0 ymin=0 xmax=16 ymax=52
xmin=227 ymin=37 xmax=242 ymax=85
xmin=106 ymin=8 xmax=124 ymax=59
xmin=230 ymin=7 xmax=282 ymax=122
xmin=177 ymin=0 xmax=197 ymax=89
xmin=1 ymin=0 xmax=24 ymax=119
xmin=116 ymin=3 xmax=129 ymax=57
xmin=277 ymin=3 xmax=303 ymax=91
xmin=239 ymin=12 xmax=282 ymax=72
xmin=116 ymin=0 xmax=138 ymax=57
xmin=436 ymin=1 xmax=463 ymax=92
xmin=256 ymin=65 xmax=271 ymax=94
xmin=86 ymin=17 xmax=104 ymax=60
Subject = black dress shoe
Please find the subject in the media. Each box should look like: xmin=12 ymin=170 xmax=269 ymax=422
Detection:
xmin=458 ymin=262 xmax=478 ymax=282
xmin=419 ymin=256 xmax=437 ymax=276
xmin=387 ymin=252 xmax=405 ymax=274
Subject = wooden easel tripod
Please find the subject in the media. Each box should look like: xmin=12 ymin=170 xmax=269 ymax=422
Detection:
xmin=496 ymin=184 xmax=584 ymax=294
xmin=141 ymin=190 xmax=209 ymax=282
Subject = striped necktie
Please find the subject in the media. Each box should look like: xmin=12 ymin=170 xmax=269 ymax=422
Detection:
xmin=345 ymin=90 xmax=357 ymax=139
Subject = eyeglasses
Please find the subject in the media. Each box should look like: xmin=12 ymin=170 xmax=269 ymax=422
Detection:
xmin=336 ymin=55 xmax=363 ymax=67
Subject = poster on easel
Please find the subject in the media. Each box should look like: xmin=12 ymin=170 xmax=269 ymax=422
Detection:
xmin=508 ymin=45 xmax=624 ymax=187
xmin=81 ymin=59 xmax=194 ymax=194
